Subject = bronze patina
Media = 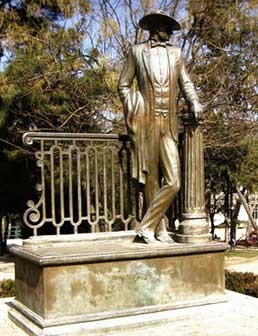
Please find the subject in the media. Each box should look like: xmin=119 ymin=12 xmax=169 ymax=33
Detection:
xmin=118 ymin=10 xmax=203 ymax=244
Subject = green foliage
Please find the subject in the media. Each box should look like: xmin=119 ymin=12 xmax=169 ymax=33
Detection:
xmin=245 ymin=282 xmax=258 ymax=298
xmin=0 ymin=1 xmax=121 ymax=244
xmin=225 ymin=270 xmax=258 ymax=297
xmin=237 ymin=142 xmax=258 ymax=192
xmin=0 ymin=0 xmax=120 ymax=137
xmin=0 ymin=279 xmax=15 ymax=298
xmin=187 ymin=0 xmax=258 ymax=151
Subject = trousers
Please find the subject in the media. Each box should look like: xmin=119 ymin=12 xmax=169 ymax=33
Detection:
xmin=139 ymin=114 xmax=180 ymax=234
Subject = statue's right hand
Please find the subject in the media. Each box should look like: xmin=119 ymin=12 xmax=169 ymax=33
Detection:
xmin=194 ymin=112 xmax=204 ymax=125
xmin=192 ymin=102 xmax=204 ymax=125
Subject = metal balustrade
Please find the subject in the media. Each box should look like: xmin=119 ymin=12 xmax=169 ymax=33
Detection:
xmin=23 ymin=132 xmax=136 ymax=236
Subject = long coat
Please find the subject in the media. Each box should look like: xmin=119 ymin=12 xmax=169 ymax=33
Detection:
xmin=118 ymin=41 xmax=201 ymax=184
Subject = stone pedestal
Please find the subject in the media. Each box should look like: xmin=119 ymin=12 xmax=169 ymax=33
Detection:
xmin=176 ymin=124 xmax=211 ymax=243
xmin=9 ymin=232 xmax=227 ymax=336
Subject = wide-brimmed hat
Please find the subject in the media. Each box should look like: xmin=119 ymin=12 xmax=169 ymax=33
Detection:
xmin=139 ymin=10 xmax=181 ymax=31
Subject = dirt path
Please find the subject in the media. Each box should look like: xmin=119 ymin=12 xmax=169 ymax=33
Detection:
xmin=0 ymin=255 xmax=15 ymax=281
xmin=225 ymin=256 xmax=258 ymax=274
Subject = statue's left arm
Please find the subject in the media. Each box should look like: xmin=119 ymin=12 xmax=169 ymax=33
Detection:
xmin=117 ymin=47 xmax=136 ymax=103
xmin=178 ymin=51 xmax=203 ymax=122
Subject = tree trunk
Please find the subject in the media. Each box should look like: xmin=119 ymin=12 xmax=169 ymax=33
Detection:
xmin=246 ymin=221 xmax=251 ymax=241
xmin=0 ymin=215 xmax=10 ymax=255
xmin=235 ymin=185 xmax=258 ymax=233
xmin=0 ymin=215 xmax=3 ymax=255
xmin=225 ymin=224 xmax=229 ymax=243
xmin=246 ymin=193 xmax=258 ymax=240
xmin=232 ymin=191 xmax=241 ymax=241
xmin=210 ymin=213 xmax=215 ymax=239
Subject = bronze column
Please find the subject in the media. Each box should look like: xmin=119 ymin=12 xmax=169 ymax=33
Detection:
xmin=175 ymin=122 xmax=211 ymax=243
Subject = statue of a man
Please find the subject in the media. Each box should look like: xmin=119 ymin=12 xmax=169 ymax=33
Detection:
xmin=118 ymin=10 xmax=203 ymax=243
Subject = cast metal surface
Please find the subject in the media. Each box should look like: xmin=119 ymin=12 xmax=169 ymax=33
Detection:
xmin=22 ymin=132 xmax=135 ymax=236
xmin=118 ymin=10 xmax=206 ymax=243
xmin=175 ymin=123 xmax=211 ymax=243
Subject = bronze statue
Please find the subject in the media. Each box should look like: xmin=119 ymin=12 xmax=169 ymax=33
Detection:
xmin=118 ymin=10 xmax=203 ymax=244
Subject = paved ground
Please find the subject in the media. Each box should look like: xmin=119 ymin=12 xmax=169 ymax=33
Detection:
xmin=107 ymin=291 xmax=258 ymax=336
xmin=0 ymin=298 xmax=27 ymax=336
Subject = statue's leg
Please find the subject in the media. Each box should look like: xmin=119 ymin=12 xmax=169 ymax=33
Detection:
xmin=137 ymin=134 xmax=180 ymax=243
xmin=155 ymin=135 xmax=180 ymax=242
xmin=144 ymin=163 xmax=160 ymax=208
xmin=155 ymin=215 xmax=169 ymax=238
xmin=136 ymin=129 xmax=160 ymax=242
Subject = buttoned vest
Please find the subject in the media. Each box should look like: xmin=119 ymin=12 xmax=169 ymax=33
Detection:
xmin=151 ymin=48 xmax=170 ymax=117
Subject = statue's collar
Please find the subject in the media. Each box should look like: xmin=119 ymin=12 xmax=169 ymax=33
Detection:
xmin=149 ymin=39 xmax=172 ymax=48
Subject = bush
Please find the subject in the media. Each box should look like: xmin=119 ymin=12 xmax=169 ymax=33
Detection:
xmin=246 ymin=282 xmax=258 ymax=298
xmin=225 ymin=270 xmax=258 ymax=298
xmin=0 ymin=279 xmax=15 ymax=298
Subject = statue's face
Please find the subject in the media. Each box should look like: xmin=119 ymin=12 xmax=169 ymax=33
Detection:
xmin=155 ymin=24 xmax=172 ymax=41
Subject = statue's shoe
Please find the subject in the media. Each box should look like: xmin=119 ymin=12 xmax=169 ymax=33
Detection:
xmin=136 ymin=230 xmax=159 ymax=244
xmin=155 ymin=231 xmax=174 ymax=244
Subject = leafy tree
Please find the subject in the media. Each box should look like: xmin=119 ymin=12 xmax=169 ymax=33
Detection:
xmin=0 ymin=0 xmax=93 ymax=252
xmin=183 ymin=0 xmax=258 ymax=239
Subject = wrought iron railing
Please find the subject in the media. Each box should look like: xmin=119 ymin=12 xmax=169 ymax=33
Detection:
xmin=23 ymin=132 xmax=136 ymax=236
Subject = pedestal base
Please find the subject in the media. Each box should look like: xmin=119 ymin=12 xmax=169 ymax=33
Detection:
xmin=174 ymin=233 xmax=212 ymax=244
xmin=9 ymin=232 xmax=228 ymax=336
xmin=175 ymin=212 xmax=212 ymax=243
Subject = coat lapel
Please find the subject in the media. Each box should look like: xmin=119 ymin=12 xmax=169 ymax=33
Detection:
xmin=142 ymin=42 xmax=154 ymax=88
xmin=166 ymin=45 xmax=178 ymax=75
